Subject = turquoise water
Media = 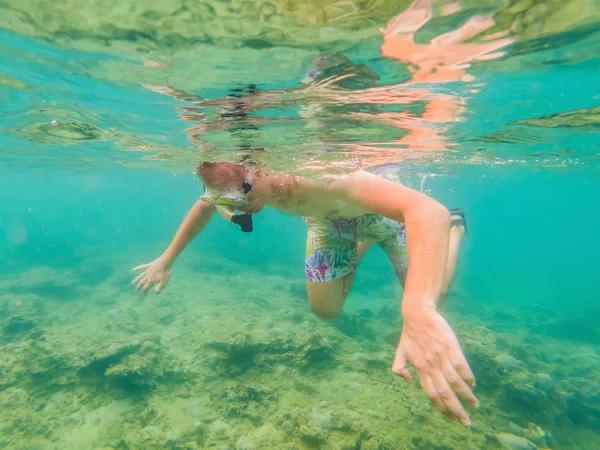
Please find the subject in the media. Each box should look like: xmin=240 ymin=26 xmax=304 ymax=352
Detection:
xmin=1 ymin=1 xmax=600 ymax=449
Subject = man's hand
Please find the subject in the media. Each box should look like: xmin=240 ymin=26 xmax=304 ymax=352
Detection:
xmin=393 ymin=308 xmax=478 ymax=425
xmin=132 ymin=257 xmax=172 ymax=294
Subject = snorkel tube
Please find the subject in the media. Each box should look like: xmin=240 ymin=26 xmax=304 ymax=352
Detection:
xmin=216 ymin=205 xmax=253 ymax=232
xmin=231 ymin=212 xmax=253 ymax=232
xmin=213 ymin=85 xmax=260 ymax=233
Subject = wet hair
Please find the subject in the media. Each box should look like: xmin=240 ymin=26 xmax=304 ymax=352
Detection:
xmin=196 ymin=162 xmax=245 ymax=186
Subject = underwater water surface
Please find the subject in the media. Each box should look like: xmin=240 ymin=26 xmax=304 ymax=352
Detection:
xmin=1 ymin=0 xmax=600 ymax=449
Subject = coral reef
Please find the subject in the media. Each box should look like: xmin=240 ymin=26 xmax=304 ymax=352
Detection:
xmin=0 ymin=261 xmax=598 ymax=449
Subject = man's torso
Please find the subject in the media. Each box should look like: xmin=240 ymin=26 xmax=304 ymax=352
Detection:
xmin=263 ymin=172 xmax=370 ymax=219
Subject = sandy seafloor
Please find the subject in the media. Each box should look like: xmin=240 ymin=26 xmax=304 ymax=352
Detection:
xmin=1 ymin=249 xmax=599 ymax=450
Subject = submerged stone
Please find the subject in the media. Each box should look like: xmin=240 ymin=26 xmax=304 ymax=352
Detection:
xmin=507 ymin=422 xmax=524 ymax=436
xmin=3 ymin=315 xmax=36 ymax=334
xmin=311 ymin=410 xmax=333 ymax=429
xmin=494 ymin=354 xmax=522 ymax=371
xmin=524 ymin=423 xmax=551 ymax=446
xmin=210 ymin=420 xmax=229 ymax=437
xmin=496 ymin=433 xmax=538 ymax=450
xmin=535 ymin=373 xmax=556 ymax=392
xmin=187 ymin=400 xmax=205 ymax=417
xmin=346 ymin=410 xmax=361 ymax=421
xmin=140 ymin=425 xmax=162 ymax=440
xmin=236 ymin=438 xmax=256 ymax=450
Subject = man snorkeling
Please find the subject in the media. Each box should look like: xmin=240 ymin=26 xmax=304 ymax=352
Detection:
xmin=132 ymin=4 xmax=498 ymax=424
xmin=132 ymin=160 xmax=476 ymax=425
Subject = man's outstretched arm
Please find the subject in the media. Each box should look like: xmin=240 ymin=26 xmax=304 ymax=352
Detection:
xmin=330 ymin=171 xmax=478 ymax=425
xmin=132 ymin=200 xmax=216 ymax=294
xmin=162 ymin=200 xmax=216 ymax=263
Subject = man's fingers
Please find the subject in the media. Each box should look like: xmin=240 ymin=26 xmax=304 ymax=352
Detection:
xmin=420 ymin=374 xmax=447 ymax=414
xmin=431 ymin=371 xmax=470 ymax=426
xmin=475 ymin=51 xmax=505 ymax=61
xmin=394 ymin=366 xmax=413 ymax=382
xmin=440 ymin=2 xmax=461 ymax=17
xmin=442 ymin=358 xmax=479 ymax=408
xmin=430 ymin=15 xmax=495 ymax=47
xmin=132 ymin=273 xmax=146 ymax=286
xmin=132 ymin=264 xmax=149 ymax=272
xmin=142 ymin=279 xmax=154 ymax=294
xmin=392 ymin=345 xmax=413 ymax=382
xmin=482 ymin=21 xmax=516 ymax=41
xmin=155 ymin=279 xmax=166 ymax=293
xmin=449 ymin=348 xmax=476 ymax=388
xmin=134 ymin=276 xmax=146 ymax=292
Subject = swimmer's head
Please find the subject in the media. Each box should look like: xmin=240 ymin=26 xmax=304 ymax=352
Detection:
xmin=302 ymin=53 xmax=379 ymax=89
xmin=197 ymin=162 xmax=264 ymax=214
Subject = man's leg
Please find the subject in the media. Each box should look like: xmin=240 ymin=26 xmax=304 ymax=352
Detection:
xmin=306 ymin=240 xmax=375 ymax=319
xmin=440 ymin=209 xmax=467 ymax=299
xmin=379 ymin=210 xmax=467 ymax=300
xmin=306 ymin=278 xmax=348 ymax=320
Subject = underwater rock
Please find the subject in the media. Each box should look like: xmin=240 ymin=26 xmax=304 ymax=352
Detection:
xmin=300 ymin=427 xmax=327 ymax=448
xmin=210 ymin=419 xmax=229 ymax=438
xmin=500 ymin=370 xmax=566 ymax=422
xmin=76 ymin=259 xmax=115 ymax=286
xmin=210 ymin=385 xmax=277 ymax=426
xmin=235 ymin=424 xmax=283 ymax=450
xmin=206 ymin=334 xmax=286 ymax=373
xmin=0 ymin=386 xmax=31 ymax=407
xmin=6 ymin=267 xmax=80 ymax=300
xmin=311 ymin=409 xmax=333 ymax=430
xmin=346 ymin=410 xmax=361 ymax=421
xmin=495 ymin=354 xmax=522 ymax=371
xmin=164 ymin=431 xmax=181 ymax=445
xmin=78 ymin=342 xmax=141 ymax=376
xmin=206 ymin=330 xmax=338 ymax=374
xmin=158 ymin=313 xmax=175 ymax=326
xmin=332 ymin=309 xmax=377 ymax=339
xmin=193 ymin=422 xmax=207 ymax=446
xmin=524 ymin=423 xmax=552 ymax=447
xmin=187 ymin=400 xmax=206 ymax=418
xmin=535 ymin=373 xmax=556 ymax=393
xmin=367 ymin=410 xmax=380 ymax=419
xmin=348 ymin=382 xmax=361 ymax=391
xmin=236 ymin=438 xmax=257 ymax=450
xmin=104 ymin=362 xmax=157 ymax=392
xmin=113 ymin=307 xmax=140 ymax=334
xmin=564 ymin=376 xmax=600 ymax=427
xmin=282 ymin=308 xmax=307 ymax=324
xmin=348 ymin=351 xmax=388 ymax=373
xmin=3 ymin=315 xmax=36 ymax=334
xmin=507 ymin=422 xmax=524 ymax=436
xmin=496 ymin=433 xmax=538 ymax=450
xmin=0 ymin=298 xmax=8 ymax=316
xmin=103 ymin=341 xmax=162 ymax=392
xmin=140 ymin=425 xmax=163 ymax=441
xmin=0 ymin=388 xmax=44 ymax=444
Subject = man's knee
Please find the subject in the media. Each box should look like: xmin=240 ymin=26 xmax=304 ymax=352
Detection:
xmin=306 ymin=279 xmax=347 ymax=320
xmin=309 ymin=301 xmax=343 ymax=320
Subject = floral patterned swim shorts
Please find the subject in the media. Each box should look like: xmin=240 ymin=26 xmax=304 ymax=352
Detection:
xmin=303 ymin=214 xmax=408 ymax=283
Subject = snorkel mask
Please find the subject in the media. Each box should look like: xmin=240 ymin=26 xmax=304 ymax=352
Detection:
xmin=201 ymin=180 xmax=254 ymax=232
xmin=200 ymin=181 xmax=252 ymax=208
